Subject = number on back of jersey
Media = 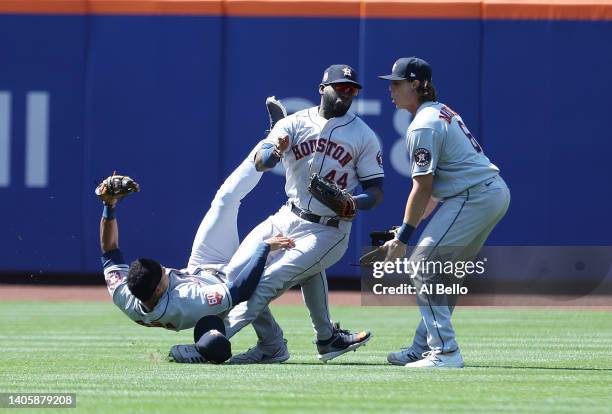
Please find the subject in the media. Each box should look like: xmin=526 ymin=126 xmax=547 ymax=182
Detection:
xmin=439 ymin=105 xmax=483 ymax=153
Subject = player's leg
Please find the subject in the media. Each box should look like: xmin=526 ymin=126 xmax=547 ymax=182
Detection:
xmin=300 ymin=271 xmax=333 ymax=341
xmin=225 ymin=222 xmax=348 ymax=339
xmin=231 ymin=270 xmax=335 ymax=364
xmin=387 ymin=319 xmax=428 ymax=365
xmin=187 ymin=155 xmax=263 ymax=273
xmin=223 ymin=215 xmax=277 ymax=281
xmin=390 ymin=181 xmax=510 ymax=365
xmin=405 ymin=181 xmax=510 ymax=367
xmin=301 ymin=271 xmax=372 ymax=362
xmin=186 ymin=95 xmax=287 ymax=273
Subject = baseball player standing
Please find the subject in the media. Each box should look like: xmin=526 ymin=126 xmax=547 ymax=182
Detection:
xmin=224 ymin=65 xmax=385 ymax=363
xmin=378 ymin=57 xmax=510 ymax=368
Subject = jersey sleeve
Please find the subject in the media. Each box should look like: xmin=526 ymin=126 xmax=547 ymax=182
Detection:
xmin=101 ymin=249 xmax=129 ymax=297
xmin=407 ymin=128 xmax=442 ymax=177
xmin=261 ymin=116 xmax=295 ymax=154
xmin=356 ymin=128 xmax=385 ymax=181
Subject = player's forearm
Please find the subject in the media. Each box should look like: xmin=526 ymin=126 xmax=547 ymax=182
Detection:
xmin=403 ymin=180 xmax=433 ymax=227
xmin=395 ymin=177 xmax=432 ymax=244
xmin=100 ymin=205 xmax=119 ymax=253
xmin=254 ymin=145 xmax=281 ymax=172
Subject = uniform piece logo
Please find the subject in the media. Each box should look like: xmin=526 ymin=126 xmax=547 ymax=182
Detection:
xmin=105 ymin=271 xmax=123 ymax=291
xmin=410 ymin=72 xmax=416 ymax=78
xmin=413 ymin=148 xmax=431 ymax=167
xmin=206 ymin=291 xmax=223 ymax=306
xmin=376 ymin=151 xmax=384 ymax=169
xmin=343 ymin=67 xmax=352 ymax=77
xmin=323 ymin=71 xmax=329 ymax=82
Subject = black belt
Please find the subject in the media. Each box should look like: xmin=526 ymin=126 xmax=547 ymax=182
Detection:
xmin=290 ymin=203 xmax=339 ymax=228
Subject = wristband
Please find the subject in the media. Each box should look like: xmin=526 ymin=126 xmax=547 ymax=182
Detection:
xmin=260 ymin=143 xmax=281 ymax=169
xmin=396 ymin=222 xmax=415 ymax=245
xmin=103 ymin=204 xmax=116 ymax=220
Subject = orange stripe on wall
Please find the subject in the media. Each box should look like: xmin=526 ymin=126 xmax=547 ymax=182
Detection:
xmin=0 ymin=0 xmax=611 ymax=20
xmin=0 ymin=0 xmax=223 ymax=15
xmin=484 ymin=0 xmax=612 ymax=20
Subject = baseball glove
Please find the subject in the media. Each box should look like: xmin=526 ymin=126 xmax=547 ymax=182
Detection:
xmin=95 ymin=173 xmax=140 ymax=205
xmin=359 ymin=226 xmax=400 ymax=267
xmin=307 ymin=173 xmax=355 ymax=219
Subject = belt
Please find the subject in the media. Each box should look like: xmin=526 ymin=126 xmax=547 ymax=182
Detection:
xmin=194 ymin=267 xmax=226 ymax=282
xmin=290 ymin=203 xmax=339 ymax=228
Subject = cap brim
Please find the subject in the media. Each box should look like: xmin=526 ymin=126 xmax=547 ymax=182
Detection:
xmin=323 ymin=79 xmax=363 ymax=89
xmin=378 ymin=74 xmax=406 ymax=80
xmin=194 ymin=315 xmax=226 ymax=342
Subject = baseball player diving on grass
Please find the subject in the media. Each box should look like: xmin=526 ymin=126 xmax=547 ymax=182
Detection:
xmin=97 ymin=100 xmax=295 ymax=364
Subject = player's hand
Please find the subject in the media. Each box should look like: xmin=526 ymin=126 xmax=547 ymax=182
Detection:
xmin=274 ymin=135 xmax=289 ymax=155
xmin=265 ymin=233 xmax=295 ymax=251
xmin=382 ymin=238 xmax=407 ymax=262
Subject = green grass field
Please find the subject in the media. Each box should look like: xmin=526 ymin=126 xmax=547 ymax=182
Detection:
xmin=1 ymin=301 xmax=612 ymax=414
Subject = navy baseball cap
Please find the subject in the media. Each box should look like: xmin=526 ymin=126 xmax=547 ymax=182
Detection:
xmin=194 ymin=315 xmax=232 ymax=364
xmin=378 ymin=57 xmax=432 ymax=82
xmin=321 ymin=64 xmax=362 ymax=89
xmin=194 ymin=315 xmax=226 ymax=341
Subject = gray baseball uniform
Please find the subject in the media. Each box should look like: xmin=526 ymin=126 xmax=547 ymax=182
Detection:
xmin=224 ymin=106 xmax=384 ymax=348
xmin=103 ymin=151 xmax=265 ymax=331
xmin=406 ymin=102 xmax=510 ymax=353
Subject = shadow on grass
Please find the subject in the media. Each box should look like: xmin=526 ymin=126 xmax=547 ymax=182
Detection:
xmin=469 ymin=364 xmax=612 ymax=372
xmin=281 ymin=363 xmax=612 ymax=370
xmin=283 ymin=362 xmax=386 ymax=366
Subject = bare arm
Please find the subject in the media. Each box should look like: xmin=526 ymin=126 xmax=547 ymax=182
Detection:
xmin=403 ymin=174 xmax=434 ymax=226
xmin=100 ymin=200 xmax=118 ymax=253
xmin=382 ymin=174 xmax=433 ymax=261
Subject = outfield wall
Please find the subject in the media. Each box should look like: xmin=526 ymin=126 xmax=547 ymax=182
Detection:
xmin=0 ymin=0 xmax=611 ymax=277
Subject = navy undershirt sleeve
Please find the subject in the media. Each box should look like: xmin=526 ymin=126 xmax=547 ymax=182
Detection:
xmin=227 ymin=242 xmax=271 ymax=304
xmin=354 ymin=177 xmax=384 ymax=210
xmin=101 ymin=248 xmax=126 ymax=270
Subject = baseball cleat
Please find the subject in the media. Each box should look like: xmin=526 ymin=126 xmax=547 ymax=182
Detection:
xmin=265 ymin=96 xmax=287 ymax=131
xmin=168 ymin=344 xmax=208 ymax=363
xmin=387 ymin=346 xmax=425 ymax=366
xmin=404 ymin=349 xmax=464 ymax=368
xmin=228 ymin=339 xmax=289 ymax=364
xmin=316 ymin=322 xmax=371 ymax=363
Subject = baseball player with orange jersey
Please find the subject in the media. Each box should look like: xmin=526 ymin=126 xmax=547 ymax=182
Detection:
xmin=223 ymin=65 xmax=385 ymax=363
